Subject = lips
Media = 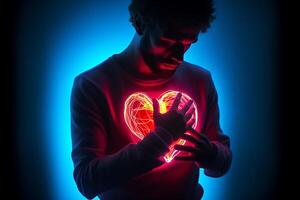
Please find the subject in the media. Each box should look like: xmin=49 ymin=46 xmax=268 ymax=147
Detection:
xmin=162 ymin=58 xmax=182 ymax=68
xmin=162 ymin=63 xmax=177 ymax=70
xmin=124 ymin=90 xmax=198 ymax=162
xmin=170 ymin=57 xmax=183 ymax=65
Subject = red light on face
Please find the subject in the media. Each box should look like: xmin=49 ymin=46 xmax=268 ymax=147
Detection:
xmin=160 ymin=63 xmax=178 ymax=70
xmin=124 ymin=90 xmax=198 ymax=162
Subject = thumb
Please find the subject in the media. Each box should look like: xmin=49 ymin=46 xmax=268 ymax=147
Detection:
xmin=152 ymin=98 xmax=160 ymax=119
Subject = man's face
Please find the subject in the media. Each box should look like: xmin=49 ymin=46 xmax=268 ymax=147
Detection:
xmin=139 ymin=21 xmax=201 ymax=76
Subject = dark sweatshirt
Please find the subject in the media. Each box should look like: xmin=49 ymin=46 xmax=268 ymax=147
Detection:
xmin=70 ymin=54 xmax=232 ymax=200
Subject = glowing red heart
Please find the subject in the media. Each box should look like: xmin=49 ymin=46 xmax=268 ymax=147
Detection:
xmin=124 ymin=90 xmax=198 ymax=162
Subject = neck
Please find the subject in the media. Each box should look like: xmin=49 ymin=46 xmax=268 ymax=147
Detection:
xmin=117 ymin=34 xmax=160 ymax=79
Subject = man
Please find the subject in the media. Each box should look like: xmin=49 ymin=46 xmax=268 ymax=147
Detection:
xmin=71 ymin=0 xmax=232 ymax=199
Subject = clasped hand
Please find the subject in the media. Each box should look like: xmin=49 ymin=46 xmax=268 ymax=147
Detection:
xmin=152 ymin=92 xmax=195 ymax=141
xmin=152 ymin=92 xmax=217 ymax=167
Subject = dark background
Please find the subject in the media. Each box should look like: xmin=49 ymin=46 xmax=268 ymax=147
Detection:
xmin=2 ymin=0 xmax=292 ymax=199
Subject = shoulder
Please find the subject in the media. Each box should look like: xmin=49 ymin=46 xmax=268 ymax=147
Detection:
xmin=71 ymin=57 xmax=117 ymax=103
xmin=73 ymin=55 xmax=117 ymax=86
xmin=75 ymin=55 xmax=116 ymax=81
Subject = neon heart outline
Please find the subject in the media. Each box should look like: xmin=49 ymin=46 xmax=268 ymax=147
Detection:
xmin=124 ymin=90 xmax=198 ymax=162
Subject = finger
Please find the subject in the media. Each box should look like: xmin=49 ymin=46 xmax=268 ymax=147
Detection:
xmin=179 ymin=100 xmax=193 ymax=115
xmin=181 ymin=134 xmax=211 ymax=152
xmin=185 ymin=118 xmax=195 ymax=130
xmin=184 ymin=111 xmax=193 ymax=123
xmin=175 ymin=155 xmax=197 ymax=161
xmin=180 ymin=134 xmax=205 ymax=148
xmin=195 ymin=132 xmax=210 ymax=144
xmin=174 ymin=145 xmax=201 ymax=154
xmin=152 ymin=98 xmax=160 ymax=119
xmin=188 ymin=127 xmax=205 ymax=135
xmin=170 ymin=92 xmax=182 ymax=111
xmin=186 ymin=127 xmax=210 ymax=144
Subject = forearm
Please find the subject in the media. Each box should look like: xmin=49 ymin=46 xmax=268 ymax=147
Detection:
xmin=73 ymin=127 xmax=172 ymax=199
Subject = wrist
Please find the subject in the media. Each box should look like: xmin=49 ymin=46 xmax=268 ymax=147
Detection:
xmin=155 ymin=126 xmax=174 ymax=146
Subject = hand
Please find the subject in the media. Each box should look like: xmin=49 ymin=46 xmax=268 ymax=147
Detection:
xmin=152 ymin=92 xmax=195 ymax=141
xmin=174 ymin=128 xmax=218 ymax=168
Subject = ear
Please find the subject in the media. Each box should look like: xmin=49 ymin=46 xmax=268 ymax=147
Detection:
xmin=131 ymin=14 xmax=145 ymax=35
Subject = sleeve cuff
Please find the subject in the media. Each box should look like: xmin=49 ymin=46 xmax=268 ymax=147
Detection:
xmin=203 ymin=141 xmax=232 ymax=177
xmin=136 ymin=127 xmax=173 ymax=160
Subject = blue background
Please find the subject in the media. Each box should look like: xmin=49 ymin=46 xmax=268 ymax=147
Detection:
xmin=14 ymin=0 xmax=282 ymax=199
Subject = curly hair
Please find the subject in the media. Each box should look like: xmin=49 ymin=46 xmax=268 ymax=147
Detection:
xmin=128 ymin=0 xmax=216 ymax=33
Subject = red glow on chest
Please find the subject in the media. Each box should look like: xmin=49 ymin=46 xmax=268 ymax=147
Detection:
xmin=124 ymin=90 xmax=198 ymax=162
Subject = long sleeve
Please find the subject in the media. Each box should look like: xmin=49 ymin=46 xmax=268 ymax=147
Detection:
xmin=201 ymin=73 xmax=232 ymax=177
xmin=70 ymin=76 xmax=173 ymax=199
